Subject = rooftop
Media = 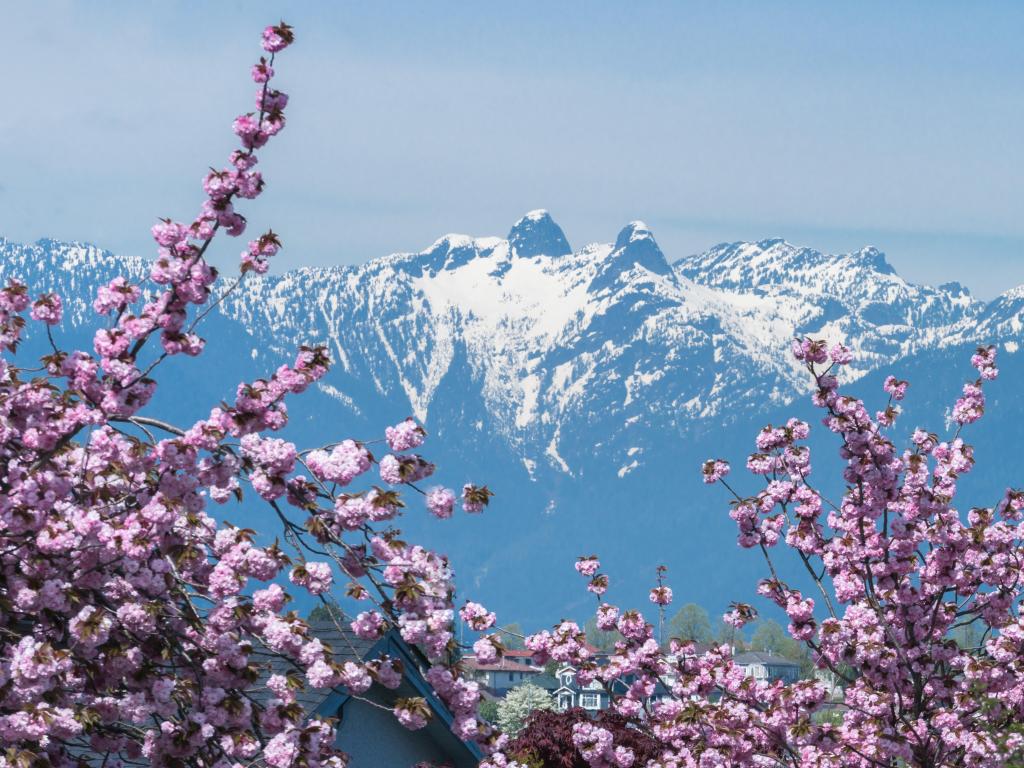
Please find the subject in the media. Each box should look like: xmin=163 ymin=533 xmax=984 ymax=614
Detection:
xmin=464 ymin=657 xmax=544 ymax=673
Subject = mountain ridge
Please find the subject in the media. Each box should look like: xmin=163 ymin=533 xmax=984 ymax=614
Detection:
xmin=3 ymin=218 xmax=1022 ymax=625
xmin=3 ymin=217 xmax=1020 ymax=478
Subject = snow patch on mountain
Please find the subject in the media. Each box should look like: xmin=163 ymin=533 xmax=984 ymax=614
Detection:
xmin=3 ymin=216 xmax=1022 ymax=480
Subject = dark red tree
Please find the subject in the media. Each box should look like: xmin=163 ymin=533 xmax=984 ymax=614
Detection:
xmin=507 ymin=708 xmax=661 ymax=767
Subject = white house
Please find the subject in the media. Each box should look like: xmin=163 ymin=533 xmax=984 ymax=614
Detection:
xmin=552 ymin=665 xmax=613 ymax=712
xmin=733 ymin=651 xmax=802 ymax=684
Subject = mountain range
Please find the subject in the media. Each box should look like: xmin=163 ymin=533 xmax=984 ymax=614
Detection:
xmin=3 ymin=213 xmax=1022 ymax=629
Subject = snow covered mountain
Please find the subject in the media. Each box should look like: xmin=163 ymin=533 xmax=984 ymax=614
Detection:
xmin=2 ymin=216 xmax=1021 ymax=625
xmin=213 ymin=212 xmax=995 ymax=478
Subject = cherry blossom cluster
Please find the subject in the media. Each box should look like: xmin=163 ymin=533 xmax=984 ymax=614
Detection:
xmin=485 ymin=341 xmax=1024 ymax=768
xmin=649 ymin=564 xmax=673 ymax=607
xmin=0 ymin=22 xmax=500 ymax=768
xmin=572 ymin=722 xmax=636 ymax=768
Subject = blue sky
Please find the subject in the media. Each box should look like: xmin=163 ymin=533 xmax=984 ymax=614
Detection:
xmin=3 ymin=1 xmax=1022 ymax=298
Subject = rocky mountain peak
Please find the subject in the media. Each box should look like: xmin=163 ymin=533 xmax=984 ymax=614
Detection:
xmin=507 ymin=209 xmax=572 ymax=258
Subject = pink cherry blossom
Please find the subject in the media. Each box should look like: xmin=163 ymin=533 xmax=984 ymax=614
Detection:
xmin=459 ymin=601 xmax=497 ymax=631
xmin=385 ymin=416 xmax=426 ymax=451
xmin=575 ymin=555 xmax=601 ymax=577
xmin=425 ymin=486 xmax=456 ymax=519
xmin=30 ymin=293 xmax=62 ymax=325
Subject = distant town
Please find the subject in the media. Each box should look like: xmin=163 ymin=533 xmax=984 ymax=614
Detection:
xmin=465 ymin=645 xmax=828 ymax=715
xmin=461 ymin=606 xmax=845 ymax=722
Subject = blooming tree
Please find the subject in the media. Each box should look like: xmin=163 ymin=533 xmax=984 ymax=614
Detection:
xmin=482 ymin=342 xmax=1024 ymax=768
xmin=496 ymin=682 xmax=554 ymax=736
xmin=0 ymin=22 xmax=501 ymax=768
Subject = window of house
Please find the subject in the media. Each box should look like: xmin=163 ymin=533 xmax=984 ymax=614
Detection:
xmin=580 ymin=693 xmax=600 ymax=710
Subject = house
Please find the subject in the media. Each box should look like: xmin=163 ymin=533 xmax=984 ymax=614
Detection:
xmin=474 ymin=644 xmax=807 ymax=720
xmin=733 ymin=650 xmax=802 ymax=684
xmin=548 ymin=646 xmax=806 ymax=715
xmin=500 ymin=649 xmax=539 ymax=666
xmin=553 ymin=664 xmax=614 ymax=712
xmin=463 ymin=656 xmax=545 ymax=696
xmin=274 ymin=621 xmax=483 ymax=768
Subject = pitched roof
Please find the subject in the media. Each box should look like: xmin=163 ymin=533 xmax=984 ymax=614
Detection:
xmin=251 ymin=619 xmax=380 ymax=713
xmin=266 ymin=622 xmax=484 ymax=765
xmin=464 ymin=657 xmax=544 ymax=673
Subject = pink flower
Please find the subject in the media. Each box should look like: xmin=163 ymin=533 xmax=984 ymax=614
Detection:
xmin=829 ymin=342 xmax=853 ymax=365
xmin=473 ymin=636 xmax=499 ymax=664
xmin=289 ymin=562 xmax=332 ymax=596
xmin=459 ymin=601 xmax=496 ymax=631
xmin=253 ymin=583 xmax=287 ymax=612
xmin=596 ymin=603 xmax=619 ymax=631
xmin=30 ymin=293 xmax=62 ymax=325
xmin=723 ymin=603 xmax=757 ymax=628
xmin=93 ymin=277 xmax=140 ymax=315
xmin=306 ymin=659 xmax=338 ymax=689
xmin=261 ymin=22 xmax=294 ymax=53
xmin=339 ymin=661 xmax=372 ymax=694
xmin=649 ymin=585 xmax=673 ymax=606
xmin=971 ymin=344 xmax=998 ymax=380
xmin=394 ymin=700 xmax=429 ymax=731
xmin=252 ymin=57 xmax=274 ymax=83
xmin=306 ymin=440 xmax=371 ymax=486
xmin=883 ymin=374 xmax=908 ymax=401
xmin=952 ymin=381 xmax=985 ymax=424
xmin=425 ymin=486 xmax=455 ymax=519
xmin=379 ymin=454 xmax=435 ymax=485
xmin=371 ymin=657 xmax=403 ymax=689
xmin=575 ymin=556 xmax=600 ymax=577
xmin=461 ymin=483 xmax=492 ymax=513
xmin=701 ymin=458 xmax=730 ymax=484
xmin=263 ymin=732 xmax=299 ymax=768
xmin=240 ymin=231 xmax=281 ymax=274
xmin=151 ymin=219 xmax=189 ymax=248
xmin=350 ymin=611 xmax=385 ymax=640
xmin=791 ymin=337 xmax=828 ymax=363
xmin=385 ymin=417 xmax=426 ymax=452
xmin=572 ymin=722 xmax=616 ymax=765
xmin=587 ymin=574 xmax=609 ymax=597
